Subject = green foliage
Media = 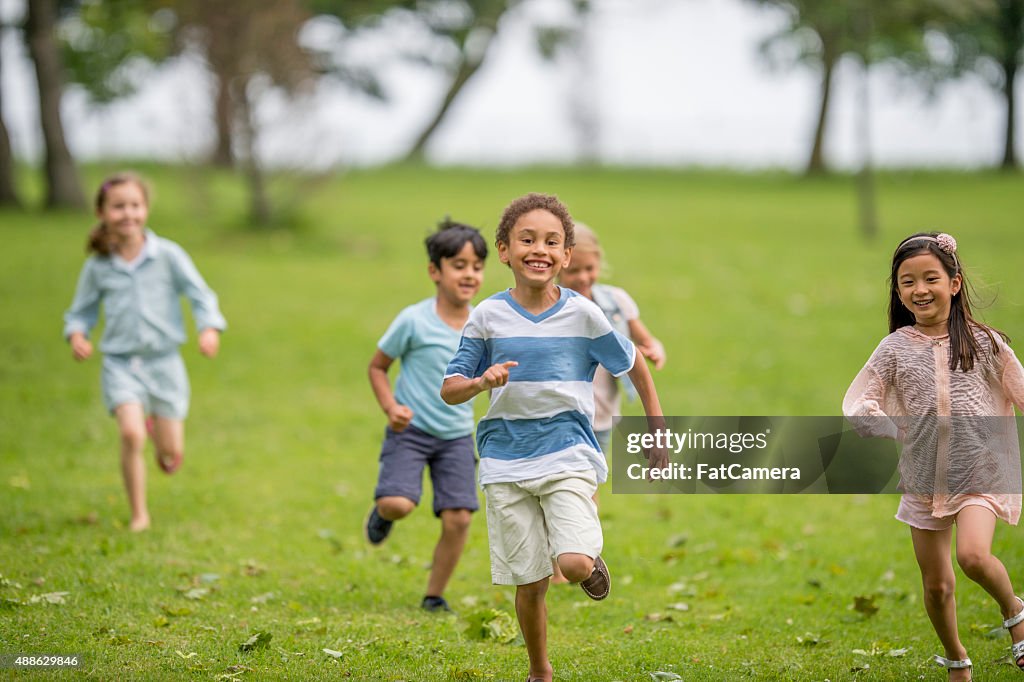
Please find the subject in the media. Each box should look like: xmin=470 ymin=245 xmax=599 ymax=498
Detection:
xmin=58 ymin=0 xmax=174 ymax=104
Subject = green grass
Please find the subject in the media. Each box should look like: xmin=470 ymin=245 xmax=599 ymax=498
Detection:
xmin=2 ymin=165 xmax=1024 ymax=680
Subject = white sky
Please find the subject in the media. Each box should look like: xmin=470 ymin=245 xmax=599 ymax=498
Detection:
xmin=0 ymin=0 xmax=1019 ymax=170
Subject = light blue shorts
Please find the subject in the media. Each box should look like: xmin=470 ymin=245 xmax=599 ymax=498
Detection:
xmin=101 ymin=352 xmax=190 ymax=419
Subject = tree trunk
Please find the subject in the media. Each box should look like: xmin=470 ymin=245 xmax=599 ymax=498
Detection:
xmin=0 ymin=41 xmax=22 ymax=206
xmin=806 ymin=52 xmax=836 ymax=176
xmin=997 ymin=0 xmax=1021 ymax=170
xmin=25 ymin=0 xmax=85 ymax=208
xmin=234 ymin=78 xmax=271 ymax=226
xmin=211 ymin=74 xmax=235 ymax=167
xmin=404 ymin=4 xmax=504 ymax=162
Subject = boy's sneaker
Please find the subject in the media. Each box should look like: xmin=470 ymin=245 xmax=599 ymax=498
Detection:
xmin=364 ymin=506 xmax=393 ymax=545
xmin=580 ymin=555 xmax=610 ymax=600
xmin=421 ymin=595 xmax=454 ymax=613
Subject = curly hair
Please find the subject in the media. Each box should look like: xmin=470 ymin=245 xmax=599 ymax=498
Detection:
xmin=495 ymin=193 xmax=575 ymax=248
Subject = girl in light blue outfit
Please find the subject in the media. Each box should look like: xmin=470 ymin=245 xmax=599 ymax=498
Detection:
xmin=63 ymin=173 xmax=226 ymax=531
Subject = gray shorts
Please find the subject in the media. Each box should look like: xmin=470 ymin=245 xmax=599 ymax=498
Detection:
xmin=101 ymin=352 xmax=190 ymax=419
xmin=374 ymin=424 xmax=479 ymax=517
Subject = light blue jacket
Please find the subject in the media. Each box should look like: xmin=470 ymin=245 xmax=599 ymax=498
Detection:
xmin=63 ymin=230 xmax=227 ymax=356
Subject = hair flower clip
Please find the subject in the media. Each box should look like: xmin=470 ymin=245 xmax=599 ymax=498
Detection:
xmin=935 ymin=233 xmax=957 ymax=255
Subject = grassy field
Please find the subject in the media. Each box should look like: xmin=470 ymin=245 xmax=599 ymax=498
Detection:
xmin=2 ymin=164 xmax=1024 ymax=680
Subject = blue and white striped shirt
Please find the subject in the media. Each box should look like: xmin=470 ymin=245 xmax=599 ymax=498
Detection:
xmin=445 ymin=287 xmax=635 ymax=486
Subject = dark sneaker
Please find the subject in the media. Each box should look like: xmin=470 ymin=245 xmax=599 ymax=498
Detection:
xmin=580 ymin=555 xmax=610 ymax=600
xmin=421 ymin=595 xmax=454 ymax=613
xmin=364 ymin=506 xmax=393 ymax=545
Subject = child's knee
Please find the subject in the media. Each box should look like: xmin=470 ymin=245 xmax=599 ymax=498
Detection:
xmin=377 ymin=496 xmax=415 ymax=519
xmin=119 ymin=424 xmax=146 ymax=451
xmin=955 ymin=548 xmax=992 ymax=577
xmin=922 ymin=575 xmax=956 ymax=602
xmin=441 ymin=509 xmax=472 ymax=534
xmin=555 ymin=553 xmax=594 ymax=583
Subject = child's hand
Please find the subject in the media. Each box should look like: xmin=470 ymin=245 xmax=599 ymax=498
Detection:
xmin=198 ymin=328 xmax=220 ymax=358
xmin=386 ymin=404 xmax=414 ymax=432
xmin=478 ymin=361 xmax=518 ymax=390
xmin=647 ymin=446 xmax=669 ymax=472
xmin=70 ymin=332 xmax=92 ymax=361
xmin=636 ymin=339 xmax=666 ymax=370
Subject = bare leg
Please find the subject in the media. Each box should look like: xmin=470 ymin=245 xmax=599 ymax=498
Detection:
xmin=426 ymin=508 xmax=471 ymax=598
xmin=955 ymin=505 xmax=1024 ymax=664
xmin=376 ymin=496 xmax=415 ymax=521
xmin=910 ymin=525 xmax=970 ymax=681
xmin=150 ymin=416 xmax=184 ymax=472
xmin=515 ymin=579 xmax=553 ymax=682
xmin=555 ymin=552 xmax=595 ymax=583
xmin=114 ymin=404 xmax=149 ymax=531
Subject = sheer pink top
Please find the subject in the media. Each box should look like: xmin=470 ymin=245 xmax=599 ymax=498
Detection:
xmin=843 ymin=326 xmax=1024 ymax=523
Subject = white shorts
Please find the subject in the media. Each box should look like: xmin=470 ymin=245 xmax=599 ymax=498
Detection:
xmin=483 ymin=470 xmax=602 ymax=586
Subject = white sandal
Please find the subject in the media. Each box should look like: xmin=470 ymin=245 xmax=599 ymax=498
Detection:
xmin=932 ymin=654 xmax=972 ymax=680
xmin=1002 ymin=595 xmax=1024 ymax=671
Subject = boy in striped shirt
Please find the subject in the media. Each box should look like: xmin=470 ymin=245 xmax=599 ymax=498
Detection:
xmin=442 ymin=193 xmax=667 ymax=682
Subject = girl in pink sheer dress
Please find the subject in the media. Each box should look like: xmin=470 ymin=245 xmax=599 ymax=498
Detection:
xmin=844 ymin=232 xmax=1024 ymax=681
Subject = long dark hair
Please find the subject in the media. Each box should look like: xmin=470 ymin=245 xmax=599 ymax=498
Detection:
xmin=86 ymin=172 xmax=149 ymax=256
xmin=887 ymin=231 xmax=1006 ymax=371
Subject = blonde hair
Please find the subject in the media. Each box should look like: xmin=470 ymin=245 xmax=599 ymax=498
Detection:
xmin=572 ymin=222 xmax=603 ymax=262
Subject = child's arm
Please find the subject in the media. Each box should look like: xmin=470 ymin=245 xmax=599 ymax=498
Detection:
xmin=64 ymin=261 xmax=100 ymax=361
xmin=168 ymin=243 xmax=227 ymax=353
xmin=999 ymin=340 xmax=1024 ymax=414
xmin=628 ymin=319 xmax=666 ymax=370
xmin=441 ymin=361 xmax=518 ymax=405
xmin=368 ymin=350 xmax=414 ymax=432
xmin=626 ymin=355 xmax=669 ymax=469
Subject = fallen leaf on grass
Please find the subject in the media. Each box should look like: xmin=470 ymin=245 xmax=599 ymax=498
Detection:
xmin=796 ymin=632 xmax=826 ymax=646
xmin=183 ymin=587 xmax=210 ymax=601
xmin=649 ymin=672 xmax=682 ymax=681
xmin=853 ymin=595 xmax=879 ymax=617
xmin=666 ymin=533 xmax=689 ymax=548
xmin=175 ymin=651 xmax=198 ymax=659
xmin=240 ymin=559 xmax=266 ymax=577
xmin=322 ymin=649 xmax=343 ymax=659
xmin=887 ymin=648 xmax=909 ymax=657
xmin=28 ymin=591 xmax=69 ymax=605
xmin=238 ymin=631 xmax=273 ymax=652
xmin=154 ymin=616 xmax=170 ymax=628
xmin=623 ymin=625 xmax=634 ymax=635
xmin=462 ymin=608 xmax=518 ymax=644
xmin=667 ymin=603 xmax=689 ymax=612
xmin=645 ymin=613 xmax=673 ymax=623
xmin=250 ymin=592 xmax=275 ymax=604
xmin=199 ymin=573 xmax=220 ymax=584
xmin=851 ymin=663 xmax=870 ymax=673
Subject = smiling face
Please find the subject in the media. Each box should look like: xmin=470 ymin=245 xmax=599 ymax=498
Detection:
xmin=896 ymin=252 xmax=962 ymax=330
xmin=98 ymin=181 xmax=149 ymax=244
xmin=429 ymin=240 xmax=485 ymax=306
xmin=498 ymin=209 xmax=573 ymax=289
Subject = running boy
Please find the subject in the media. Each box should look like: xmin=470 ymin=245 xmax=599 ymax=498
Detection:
xmin=365 ymin=219 xmax=487 ymax=613
xmin=441 ymin=193 xmax=668 ymax=682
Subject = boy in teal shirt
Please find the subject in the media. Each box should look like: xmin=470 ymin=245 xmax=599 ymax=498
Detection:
xmin=365 ymin=219 xmax=487 ymax=613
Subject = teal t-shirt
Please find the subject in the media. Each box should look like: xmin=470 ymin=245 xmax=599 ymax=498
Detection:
xmin=378 ymin=298 xmax=473 ymax=440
